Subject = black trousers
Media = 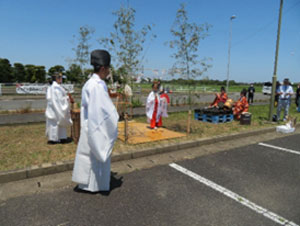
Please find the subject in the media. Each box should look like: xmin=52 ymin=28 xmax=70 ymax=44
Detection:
xmin=248 ymin=94 xmax=254 ymax=103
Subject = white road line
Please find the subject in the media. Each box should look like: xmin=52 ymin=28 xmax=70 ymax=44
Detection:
xmin=258 ymin=143 xmax=300 ymax=156
xmin=169 ymin=163 xmax=298 ymax=226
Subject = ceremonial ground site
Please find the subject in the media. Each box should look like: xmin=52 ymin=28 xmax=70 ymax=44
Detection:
xmin=1 ymin=0 xmax=300 ymax=225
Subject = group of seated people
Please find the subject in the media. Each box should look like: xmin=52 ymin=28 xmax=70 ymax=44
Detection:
xmin=209 ymin=86 xmax=249 ymax=120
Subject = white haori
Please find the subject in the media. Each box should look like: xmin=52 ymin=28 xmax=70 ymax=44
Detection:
xmin=45 ymin=81 xmax=72 ymax=141
xmin=160 ymin=96 xmax=168 ymax=118
xmin=72 ymin=74 xmax=119 ymax=192
xmin=146 ymin=91 xmax=161 ymax=123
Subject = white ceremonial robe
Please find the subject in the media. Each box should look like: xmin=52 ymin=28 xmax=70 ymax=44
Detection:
xmin=45 ymin=81 xmax=72 ymax=142
xmin=146 ymin=91 xmax=161 ymax=123
xmin=160 ymin=96 xmax=168 ymax=118
xmin=72 ymin=74 xmax=119 ymax=192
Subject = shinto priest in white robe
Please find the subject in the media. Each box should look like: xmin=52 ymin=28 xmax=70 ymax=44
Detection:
xmin=72 ymin=74 xmax=119 ymax=192
xmin=45 ymin=81 xmax=72 ymax=142
xmin=146 ymin=91 xmax=161 ymax=123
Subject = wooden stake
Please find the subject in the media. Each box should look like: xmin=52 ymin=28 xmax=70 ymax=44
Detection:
xmin=124 ymin=113 xmax=129 ymax=143
xmin=70 ymin=101 xmax=74 ymax=142
xmin=116 ymin=95 xmax=119 ymax=112
xmin=187 ymin=110 xmax=192 ymax=134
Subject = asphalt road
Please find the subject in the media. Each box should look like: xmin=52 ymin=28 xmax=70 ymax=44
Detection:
xmin=0 ymin=104 xmax=204 ymax=125
xmin=0 ymin=92 xmax=270 ymax=125
xmin=0 ymin=134 xmax=299 ymax=226
xmin=0 ymin=92 xmax=270 ymax=111
xmin=0 ymin=99 xmax=46 ymax=111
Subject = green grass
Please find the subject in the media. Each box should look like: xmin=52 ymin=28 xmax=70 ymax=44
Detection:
xmin=131 ymin=83 xmax=263 ymax=94
xmin=0 ymin=104 xmax=299 ymax=171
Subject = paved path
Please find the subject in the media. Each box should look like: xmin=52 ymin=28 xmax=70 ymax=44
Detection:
xmin=0 ymin=92 xmax=270 ymax=111
xmin=0 ymin=104 xmax=201 ymax=125
xmin=1 ymin=131 xmax=299 ymax=226
xmin=0 ymin=102 xmax=269 ymax=125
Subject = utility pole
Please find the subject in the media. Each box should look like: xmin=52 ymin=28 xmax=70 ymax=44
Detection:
xmin=269 ymin=0 xmax=284 ymax=121
xmin=226 ymin=15 xmax=236 ymax=93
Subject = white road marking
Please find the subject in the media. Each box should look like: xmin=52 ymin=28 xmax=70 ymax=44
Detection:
xmin=57 ymin=222 xmax=69 ymax=226
xmin=258 ymin=143 xmax=300 ymax=156
xmin=169 ymin=163 xmax=298 ymax=226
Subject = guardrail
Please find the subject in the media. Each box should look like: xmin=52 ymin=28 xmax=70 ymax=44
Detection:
xmin=0 ymin=83 xmax=80 ymax=95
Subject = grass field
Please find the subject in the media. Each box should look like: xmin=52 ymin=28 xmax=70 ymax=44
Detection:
xmin=1 ymin=83 xmax=262 ymax=96
xmin=131 ymin=83 xmax=263 ymax=93
xmin=0 ymin=104 xmax=299 ymax=171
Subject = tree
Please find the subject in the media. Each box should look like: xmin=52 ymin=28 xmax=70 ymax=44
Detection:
xmin=66 ymin=64 xmax=82 ymax=83
xmin=167 ymin=3 xmax=212 ymax=108
xmin=168 ymin=3 xmax=211 ymax=80
xmin=35 ymin=66 xmax=46 ymax=83
xmin=99 ymin=4 xmax=156 ymax=84
xmin=24 ymin=64 xmax=36 ymax=82
xmin=13 ymin=63 xmax=26 ymax=82
xmin=0 ymin=58 xmax=13 ymax=82
xmin=111 ymin=65 xmax=128 ymax=84
xmin=48 ymin=65 xmax=65 ymax=76
xmin=72 ymin=25 xmax=95 ymax=76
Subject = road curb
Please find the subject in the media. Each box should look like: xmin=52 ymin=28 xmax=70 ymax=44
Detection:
xmin=0 ymin=125 xmax=284 ymax=184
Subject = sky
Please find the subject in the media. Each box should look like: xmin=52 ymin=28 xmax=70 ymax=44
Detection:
xmin=0 ymin=0 xmax=299 ymax=83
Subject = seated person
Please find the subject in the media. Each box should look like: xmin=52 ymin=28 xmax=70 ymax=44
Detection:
xmin=233 ymin=89 xmax=249 ymax=120
xmin=210 ymin=86 xmax=228 ymax=107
